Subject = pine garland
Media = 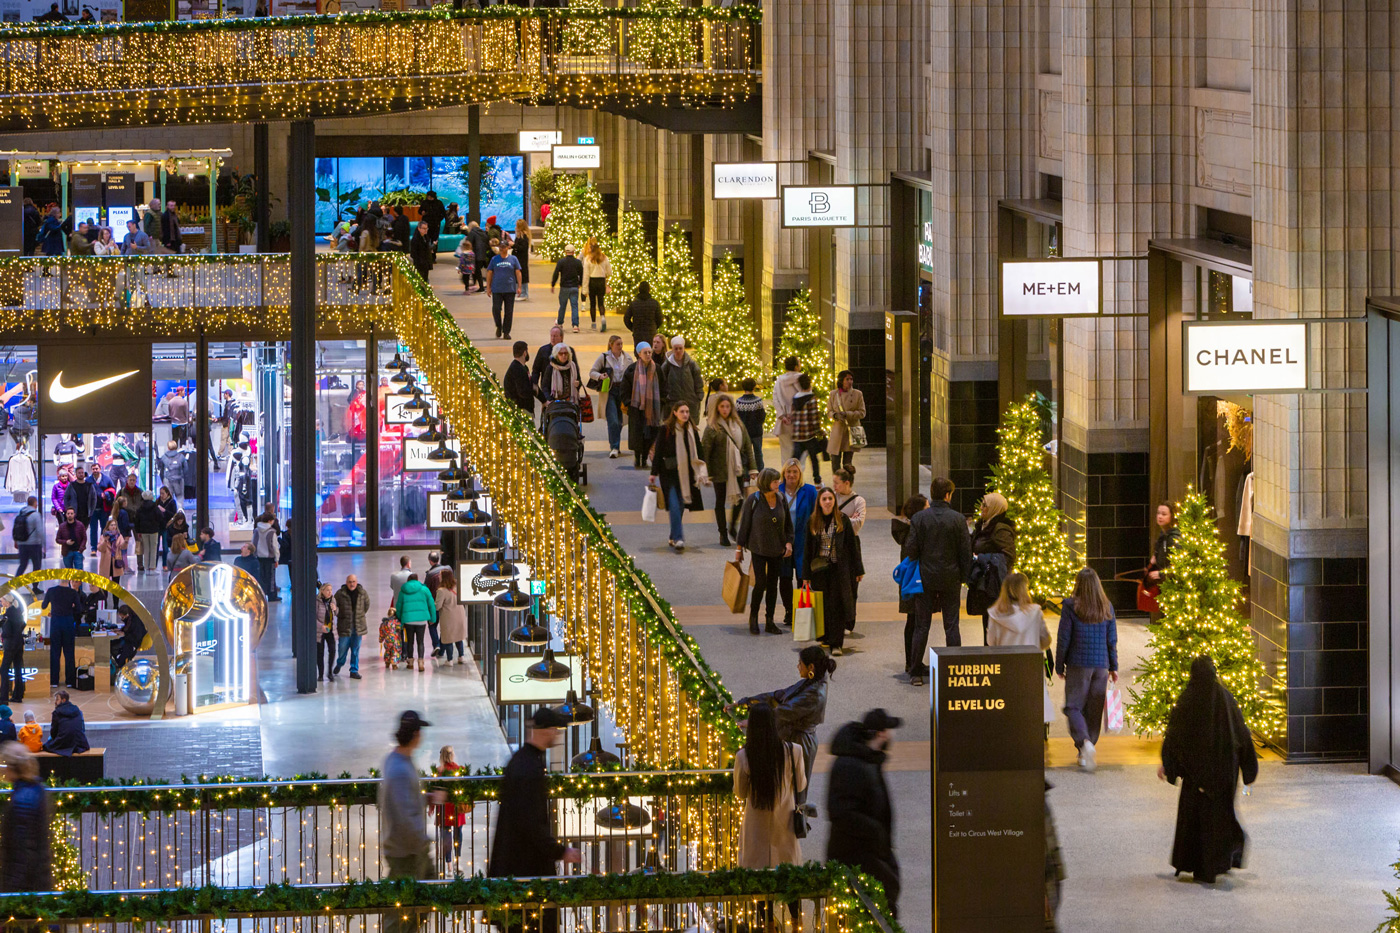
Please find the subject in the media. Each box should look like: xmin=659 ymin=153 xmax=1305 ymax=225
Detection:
xmin=1127 ymin=487 xmax=1283 ymax=737
xmin=985 ymin=395 xmax=1079 ymax=606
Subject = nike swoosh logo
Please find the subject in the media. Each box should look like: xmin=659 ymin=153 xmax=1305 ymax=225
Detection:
xmin=50 ymin=369 xmax=140 ymax=404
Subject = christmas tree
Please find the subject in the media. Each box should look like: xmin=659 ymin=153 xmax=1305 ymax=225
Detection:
xmin=1128 ymin=487 xmax=1283 ymax=737
xmin=776 ymin=287 xmax=833 ymax=423
xmin=652 ymin=223 xmax=702 ymax=335
xmin=607 ymin=209 xmax=655 ymax=313
xmin=688 ymin=252 xmax=766 ymax=392
xmin=541 ymin=178 xmax=611 ymax=261
xmin=984 ymin=396 xmax=1080 ymax=605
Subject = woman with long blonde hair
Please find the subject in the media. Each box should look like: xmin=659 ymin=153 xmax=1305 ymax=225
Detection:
xmin=1054 ymin=567 xmax=1118 ymax=771
xmin=987 ymin=572 xmax=1054 ymax=723
xmin=583 ymin=236 xmax=611 ymax=331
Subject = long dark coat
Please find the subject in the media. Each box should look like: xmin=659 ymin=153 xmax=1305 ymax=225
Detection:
xmin=802 ymin=512 xmax=864 ymax=636
xmin=826 ymin=721 xmax=899 ymax=916
xmin=488 ymin=743 xmax=565 ymax=877
xmin=0 ymin=779 xmax=50 ymax=892
xmin=650 ymin=423 xmax=704 ymax=512
xmin=619 ymin=360 xmax=665 ymax=456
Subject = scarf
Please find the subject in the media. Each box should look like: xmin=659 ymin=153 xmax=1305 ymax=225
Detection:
xmin=630 ymin=360 xmax=662 ymax=426
xmin=816 ymin=511 xmax=838 ymax=563
xmin=674 ymin=423 xmax=701 ymax=505
xmin=549 ymin=356 xmax=575 ymax=401
xmin=718 ymin=418 xmax=745 ymax=504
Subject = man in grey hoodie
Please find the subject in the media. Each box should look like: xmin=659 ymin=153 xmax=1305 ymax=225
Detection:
xmin=662 ymin=335 xmax=703 ymax=416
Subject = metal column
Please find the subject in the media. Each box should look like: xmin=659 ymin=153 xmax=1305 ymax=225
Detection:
xmin=196 ymin=328 xmax=209 ymax=533
xmin=289 ymin=119 xmax=318 ymax=694
xmin=255 ymin=123 xmax=270 ymax=254
xmin=468 ymin=105 xmax=481 ymax=223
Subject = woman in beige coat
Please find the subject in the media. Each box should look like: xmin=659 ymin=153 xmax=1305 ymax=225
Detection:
xmin=826 ymin=370 xmax=866 ymax=471
xmin=434 ymin=569 xmax=468 ymax=664
xmin=97 ymin=518 xmax=130 ymax=583
xmin=734 ymin=703 xmax=806 ymax=869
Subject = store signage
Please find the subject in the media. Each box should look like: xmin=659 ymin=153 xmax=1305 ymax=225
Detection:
xmin=577 ymin=136 xmax=595 ymax=145
xmin=919 ymin=220 xmax=934 ymax=272
xmin=0 ymin=187 xmax=21 ymax=254
xmin=14 ymin=161 xmax=46 ymax=178
xmin=1183 ymin=321 xmax=1308 ymax=395
xmin=402 ymin=437 xmax=461 ymax=471
xmin=426 ymin=492 xmax=493 ymax=530
xmin=457 ymin=561 xmax=535 ymax=603
xmin=40 ymin=343 xmax=153 ymax=433
xmin=551 ymin=145 xmax=601 ymax=170
xmin=518 ymin=130 xmax=563 ymax=153
xmin=931 ymin=646 xmax=1044 ymax=931
xmin=176 ymin=159 xmax=207 ymax=177
xmin=781 ymin=186 xmax=857 ymax=228
xmin=712 ymin=162 xmax=779 ymax=200
xmin=108 ymin=206 xmax=136 ymax=232
xmin=384 ymin=392 xmax=433 ymax=426
xmin=1000 ymin=259 xmax=1102 ymax=317
xmin=496 ymin=653 xmax=579 ymax=705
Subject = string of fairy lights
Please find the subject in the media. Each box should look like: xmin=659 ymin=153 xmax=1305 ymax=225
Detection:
xmin=0 ymin=8 xmax=760 ymax=130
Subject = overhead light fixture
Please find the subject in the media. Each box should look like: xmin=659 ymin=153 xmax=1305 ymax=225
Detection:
xmin=526 ymin=648 xmax=570 ymax=682
xmin=411 ymin=408 xmax=438 ymax=429
xmin=425 ymin=438 xmax=457 ymax=461
xmin=467 ymin=531 xmax=504 ymax=561
xmin=481 ymin=556 xmax=519 ymax=582
xmin=558 ymin=689 xmax=594 ymax=725
xmin=436 ymin=457 xmax=469 ymax=484
xmin=571 ymin=736 xmax=620 ymax=769
xmin=385 ymin=353 xmax=409 ymax=374
xmin=445 ymin=480 xmax=472 ymax=502
xmin=595 ymin=800 xmax=652 ymax=831
xmin=402 ymin=388 xmax=429 ymax=412
xmin=395 ymin=374 xmax=419 ymax=393
xmin=495 ymin=580 xmax=533 ymax=614
xmin=390 ymin=364 xmax=414 ymax=386
xmin=455 ymin=499 xmax=491 ymax=531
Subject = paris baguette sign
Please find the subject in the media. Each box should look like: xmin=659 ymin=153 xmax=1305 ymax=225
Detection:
xmin=999 ymin=258 xmax=1102 ymax=318
xmin=1183 ymin=320 xmax=1309 ymax=395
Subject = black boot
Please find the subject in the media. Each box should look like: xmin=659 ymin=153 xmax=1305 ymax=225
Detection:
xmin=749 ymin=615 xmax=760 ymax=635
xmin=718 ymin=519 xmax=732 ymax=548
xmin=765 ymin=620 xmax=782 ymax=635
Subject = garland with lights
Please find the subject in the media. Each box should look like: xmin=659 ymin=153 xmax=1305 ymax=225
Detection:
xmin=652 ymin=223 xmax=703 ymax=335
xmin=606 ymin=209 xmax=654 ymax=313
xmin=50 ymin=817 xmax=84 ymax=891
xmin=627 ymin=0 xmax=700 ymax=68
xmin=688 ymin=252 xmax=766 ymax=394
xmin=563 ymin=0 xmax=614 ymax=56
xmin=0 ymin=863 xmax=900 ymax=933
xmin=984 ymin=395 xmax=1080 ymax=606
xmin=1128 ymin=487 xmax=1283 ymax=738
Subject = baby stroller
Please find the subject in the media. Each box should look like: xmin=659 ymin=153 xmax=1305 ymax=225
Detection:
xmin=543 ymin=399 xmax=587 ymax=484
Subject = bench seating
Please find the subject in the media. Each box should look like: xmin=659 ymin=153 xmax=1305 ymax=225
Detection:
xmin=35 ymin=747 xmax=105 ymax=782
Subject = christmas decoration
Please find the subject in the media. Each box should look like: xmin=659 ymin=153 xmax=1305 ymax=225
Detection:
xmin=564 ymin=0 xmax=614 ymax=56
xmin=1127 ymin=487 xmax=1283 ymax=738
xmin=606 ymin=209 xmax=655 ymax=313
xmin=687 ymin=252 xmax=766 ymax=394
xmin=51 ymin=817 xmax=84 ymax=891
xmin=776 ymin=287 xmax=833 ymax=423
xmin=627 ymin=0 xmax=700 ymax=67
xmin=984 ymin=395 xmax=1079 ymax=605
xmin=541 ymin=178 xmax=611 ymax=262
xmin=651 ymin=224 xmax=702 ymax=336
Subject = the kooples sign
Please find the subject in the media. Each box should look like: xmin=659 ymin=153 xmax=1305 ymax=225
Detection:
xmin=1000 ymin=259 xmax=1101 ymax=317
xmin=1184 ymin=321 xmax=1308 ymax=395
xmin=712 ymin=162 xmax=778 ymax=200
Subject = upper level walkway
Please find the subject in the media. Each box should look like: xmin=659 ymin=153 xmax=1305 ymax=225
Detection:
xmin=0 ymin=6 xmax=759 ymax=131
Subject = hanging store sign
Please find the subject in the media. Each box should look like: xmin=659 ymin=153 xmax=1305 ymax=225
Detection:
xmin=496 ymin=653 xmax=579 ymax=705
xmin=457 ymin=561 xmax=535 ymax=603
xmin=384 ymin=392 xmax=433 ymax=426
xmin=999 ymin=259 xmax=1102 ymax=317
xmin=1183 ymin=321 xmax=1309 ymax=395
xmin=176 ymin=159 xmax=208 ymax=177
xmin=426 ymin=492 xmax=493 ymax=530
xmin=40 ymin=343 xmax=153 ymax=433
xmin=402 ymin=437 xmax=461 ymax=472
xmin=781 ymin=186 xmax=857 ymax=228
xmin=518 ymin=130 xmax=563 ymax=153
xmin=551 ymin=145 xmax=602 ymax=170
xmin=13 ymin=161 xmax=46 ymax=178
xmin=713 ymin=162 xmax=779 ymax=200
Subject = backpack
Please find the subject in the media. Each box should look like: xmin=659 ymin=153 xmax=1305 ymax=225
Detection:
xmin=11 ymin=507 xmax=31 ymax=547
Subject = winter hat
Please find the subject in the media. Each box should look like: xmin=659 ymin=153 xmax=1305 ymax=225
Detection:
xmin=635 ymin=342 xmax=651 ymax=356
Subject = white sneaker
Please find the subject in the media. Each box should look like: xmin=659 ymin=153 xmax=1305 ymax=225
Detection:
xmin=609 ymin=449 xmax=619 ymax=459
xmin=1081 ymin=739 xmax=1097 ymax=772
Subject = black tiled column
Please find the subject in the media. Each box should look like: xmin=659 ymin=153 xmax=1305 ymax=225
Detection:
xmin=848 ymin=327 xmax=886 ymax=447
xmin=947 ymin=380 xmax=999 ymax=515
xmin=1060 ymin=443 xmax=1150 ymax=611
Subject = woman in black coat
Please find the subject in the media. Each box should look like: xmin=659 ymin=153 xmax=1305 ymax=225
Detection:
xmin=409 ymin=221 xmax=435 ymax=280
xmin=619 ymin=343 xmax=666 ymax=469
xmin=826 ymin=715 xmax=900 ymax=917
xmin=801 ymin=487 xmax=864 ymax=655
xmin=1159 ymin=655 xmax=1258 ymax=884
xmin=970 ymin=492 xmax=1016 ymax=642
xmin=649 ymin=401 xmax=705 ymax=552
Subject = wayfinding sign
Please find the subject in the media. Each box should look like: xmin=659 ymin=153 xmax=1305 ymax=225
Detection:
xmin=1183 ymin=320 xmax=1308 ymax=395
xmin=1000 ymin=259 xmax=1101 ymax=317
xmin=931 ymin=646 xmax=1044 ymax=932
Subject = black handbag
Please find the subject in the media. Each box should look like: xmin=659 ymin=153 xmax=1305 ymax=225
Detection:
xmin=789 ymin=747 xmax=812 ymax=839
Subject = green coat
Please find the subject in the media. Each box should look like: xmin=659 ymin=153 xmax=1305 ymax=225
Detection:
xmin=393 ymin=579 xmax=437 ymax=625
xmin=700 ymin=421 xmax=756 ymax=485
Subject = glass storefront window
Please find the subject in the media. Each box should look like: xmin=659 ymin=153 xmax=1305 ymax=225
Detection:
xmin=0 ymin=347 xmax=38 ymax=556
xmin=377 ymin=340 xmax=436 ymax=547
xmin=206 ymin=341 xmax=280 ymax=549
xmin=314 ymin=340 xmax=368 ymax=547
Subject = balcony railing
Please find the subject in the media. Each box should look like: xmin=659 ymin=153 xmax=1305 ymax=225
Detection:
xmin=0 ymin=6 xmax=761 ymax=130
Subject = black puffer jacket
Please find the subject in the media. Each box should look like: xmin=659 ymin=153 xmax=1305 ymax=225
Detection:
xmin=900 ymin=500 xmax=971 ymax=592
xmin=826 ymin=721 xmax=899 ymax=913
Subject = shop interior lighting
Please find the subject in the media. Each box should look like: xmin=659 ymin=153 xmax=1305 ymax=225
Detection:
xmin=454 ymin=498 xmax=491 ymax=531
xmin=526 ymin=648 xmax=571 ymax=682
xmin=389 ymin=363 xmax=414 ymax=386
xmin=481 ymin=552 xmax=520 ymax=582
xmin=467 ymin=531 xmax=504 ymax=561
xmin=385 ymin=353 xmax=410 ymax=375
xmin=425 ymin=437 xmax=457 ymax=461
xmin=595 ymin=800 xmax=651 ymax=832
xmin=402 ymin=388 xmax=429 ymax=412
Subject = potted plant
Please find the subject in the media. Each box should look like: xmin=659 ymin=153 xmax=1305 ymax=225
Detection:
xmin=382 ymin=188 xmax=427 ymax=223
xmin=268 ymin=219 xmax=292 ymax=252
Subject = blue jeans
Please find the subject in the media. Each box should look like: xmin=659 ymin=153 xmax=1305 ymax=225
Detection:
xmin=89 ymin=515 xmax=102 ymax=550
xmin=748 ymin=433 xmax=765 ymax=472
xmin=556 ymin=286 xmax=580 ymax=327
xmin=665 ymin=484 xmax=685 ymax=543
xmin=15 ymin=545 xmax=42 ymax=583
xmin=605 ymin=391 xmax=624 ymax=451
xmin=335 ymin=633 xmax=361 ymax=673
xmin=62 ymin=550 xmax=83 ymax=570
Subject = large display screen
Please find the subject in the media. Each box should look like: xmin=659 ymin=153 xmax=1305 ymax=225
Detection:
xmin=314 ymin=156 xmax=525 ymax=235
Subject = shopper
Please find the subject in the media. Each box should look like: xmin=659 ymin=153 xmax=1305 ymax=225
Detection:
xmin=771 ymin=357 xmax=802 ymax=464
xmin=12 ymin=497 xmax=42 ymax=587
xmin=589 ymin=335 xmax=632 ymax=458
xmin=161 ymin=199 xmax=183 ymax=252
xmin=97 ymin=517 xmax=130 ymax=584
xmin=0 ymin=743 xmax=50 ymax=894
xmin=333 ymin=574 xmax=368 ymax=680
xmin=233 ymin=542 xmax=260 ymax=580
xmin=512 ymin=219 xmax=532 ymax=300
xmin=68 ymin=222 xmax=93 ymax=257
xmin=43 ymin=690 xmax=89 ymax=756
xmin=551 ymin=244 xmax=584 ymax=332
xmin=168 ymin=532 xmax=197 ymax=573
xmin=789 ymin=373 xmax=824 ymax=485
xmin=727 ymin=645 xmax=834 ymax=798
xmin=530 ymin=326 xmax=569 ymax=398
xmin=109 ymin=604 xmax=146 ymax=670
xmin=970 ymin=491 xmax=1016 ymax=643
xmin=733 ymin=704 xmax=805 ymax=869
xmin=93 ymin=225 xmax=119 ymax=256
xmin=1158 ymin=655 xmax=1259 ymax=884
xmin=434 ymin=745 xmax=466 ymax=868
xmin=0 ymin=709 xmax=14 ymax=744
xmin=540 ymin=342 xmax=582 ymax=405
xmin=37 ymin=207 xmax=62 ymax=257
xmin=16 ymin=712 xmax=40 ymax=752
xmin=409 ymin=221 xmax=435 ymax=280
xmin=827 ymin=371 xmax=866 ymax=471
xmin=143 ymin=198 xmax=162 ymax=244
xmin=63 ymin=465 xmax=96 ymax=539
xmin=801 ymin=486 xmax=864 ymax=655
xmin=316 ymin=582 xmax=337 ymax=683
xmin=624 ymin=281 xmax=662 ymax=346
xmin=900 ymin=477 xmax=971 ymax=685
xmin=154 ymin=488 xmax=178 ymax=565
xmin=735 ymin=378 xmax=767 ymax=472
xmin=701 ymin=393 xmax=756 ymax=547
xmin=394 ymin=573 xmax=437 ymax=672
xmin=650 ymin=401 xmax=706 ymax=552
xmin=662 ymin=336 xmax=703 ymax=416
xmin=489 ymin=706 xmax=581 ymax=887
xmin=703 ymin=378 xmax=729 ymax=424
xmin=504 ymin=340 xmax=535 ymax=417
xmin=619 ymin=342 xmax=663 ymax=469
xmin=379 ymin=710 xmax=446 ymax=933
xmin=420 ymin=191 xmax=446 ymax=246
xmin=735 ymin=468 xmax=793 ymax=635
xmin=987 ymin=572 xmax=1055 ymax=725
xmin=196 ymin=527 xmax=223 ymax=563
xmin=833 ymin=468 xmax=866 ymax=534
xmin=777 ymin=460 xmax=818 ymax=627
xmin=434 ymin=570 xmax=467 ymax=664
xmin=133 ymin=491 xmax=162 ymax=573
xmin=1055 ymin=567 xmax=1119 ymax=772
xmin=1146 ymin=501 xmax=1181 ymax=586
xmin=389 ymin=556 xmax=413 ymax=603
xmin=55 ymin=507 xmax=85 ymax=571
xmin=253 ymin=512 xmax=280 ymax=602
xmin=0 ymin=595 xmax=24 ymax=704
xmin=583 ymin=237 xmax=611 ymax=330
xmin=826 ymin=708 xmax=903 ymax=917
xmin=487 ymin=241 xmax=523 ymax=339
xmin=465 ymin=220 xmax=491 ymax=290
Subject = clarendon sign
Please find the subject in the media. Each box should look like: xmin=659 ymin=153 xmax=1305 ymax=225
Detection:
xmin=1183 ymin=320 xmax=1309 ymax=395
xmin=712 ymin=162 xmax=778 ymax=200
xmin=999 ymin=259 xmax=1102 ymax=317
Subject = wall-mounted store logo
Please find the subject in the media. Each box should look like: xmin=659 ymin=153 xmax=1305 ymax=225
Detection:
xmin=50 ymin=369 xmax=139 ymax=404
xmin=457 ymin=561 xmax=535 ymax=603
xmin=781 ymin=186 xmax=857 ymax=228
xmin=1000 ymin=259 xmax=1102 ymax=317
xmin=1183 ymin=321 xmax=1308 ymax=395
xmin=402 ymin=437 xmax=461 ymax=472
xmin=40 ymin=343 xmax=153 ymax=433
xmin=919 ymin=221 xmax=934 ymax=272
xmin=551 ymin=145 xmax=601 ymax=170
xmin=518 ymin=130 xmax=563 ymax=153
xmin=384 ymin=392 xmax=434 ymax=426
xmin=712 ymin=162 xmax=778 ymax=200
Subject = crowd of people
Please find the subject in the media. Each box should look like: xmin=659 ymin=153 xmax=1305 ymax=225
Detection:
xmin=23 ymin=197 xmax=186 ymax=258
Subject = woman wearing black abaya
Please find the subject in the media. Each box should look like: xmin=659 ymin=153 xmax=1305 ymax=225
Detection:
xmin=1157 ymin=655 xmax=1259 ymax=883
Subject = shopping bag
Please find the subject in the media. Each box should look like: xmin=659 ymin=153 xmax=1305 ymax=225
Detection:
xmin=579 ymin=391 xmax=595 ymax=423
xmin=641 ymin=486 xmax=658 ymax=523
xmin=722 ymin=560 xmax=750 ymax=614
xmin=811 ymin=588 xmax=825 ymax=639
xmin=1105 ymin=681 xmax=1125 ymax=733
xmin=1136 ymin=580 xmax=1160 ymax=613
xmin=793 ymin=585 xmax=816 ymax=641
